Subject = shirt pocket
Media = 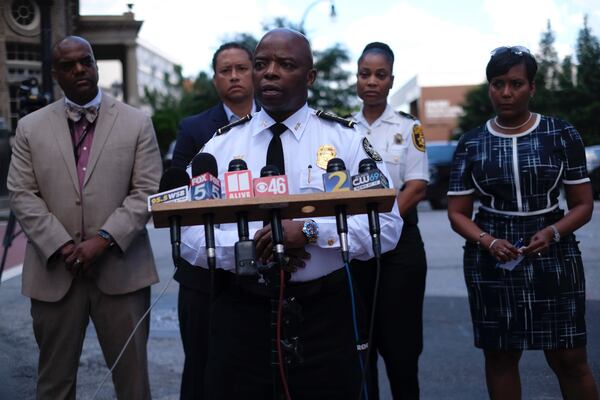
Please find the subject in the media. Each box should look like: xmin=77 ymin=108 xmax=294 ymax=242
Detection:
xmin=298 ymin=168 xmax=325 ymax=193
xmin=383 ymin=144 xmax=408 ymax=186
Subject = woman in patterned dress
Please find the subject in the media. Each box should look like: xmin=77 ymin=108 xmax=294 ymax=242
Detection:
xmin=447 ymin=47 xmax=598 ymax=399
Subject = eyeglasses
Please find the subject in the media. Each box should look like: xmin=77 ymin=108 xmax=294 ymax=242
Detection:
xmin=490 ymin=46 xmax=531 ymax=57
xmin=56 ymin=56 xmax=95 ymax=73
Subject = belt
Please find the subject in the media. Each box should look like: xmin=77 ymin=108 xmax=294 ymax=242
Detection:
xmin=228 ymin=268 xmax=347 ymax=299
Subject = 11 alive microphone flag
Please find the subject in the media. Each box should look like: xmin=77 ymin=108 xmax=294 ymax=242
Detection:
xmin=224 ymin=169 xmax=254 ymax=199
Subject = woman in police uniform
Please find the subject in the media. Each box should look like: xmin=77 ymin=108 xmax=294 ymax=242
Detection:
xmin=350 ymin=42 xmax=429 ymax=400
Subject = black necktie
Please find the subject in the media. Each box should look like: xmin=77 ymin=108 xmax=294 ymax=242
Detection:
xmin=267 ymin=123 xmax=287 ymax=174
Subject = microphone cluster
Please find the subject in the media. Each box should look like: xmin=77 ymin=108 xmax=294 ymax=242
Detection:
xmin=148 ymin=152 xmax=390 ymax=274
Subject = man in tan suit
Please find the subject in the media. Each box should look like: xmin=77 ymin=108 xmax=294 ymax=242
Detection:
xmin=7 ymin=36 xmax=162 ymax=399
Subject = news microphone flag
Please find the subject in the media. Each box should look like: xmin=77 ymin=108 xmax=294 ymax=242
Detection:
xmin=224 ymin=170 xmax=253 ymax=199
xmin=147 ymin=167 xmax=190 ymax=211
xmin=253 ymin=166 xmax=289 ymax=197
xmin=147 ymin=186 xmax=189 ymax=211
xmin=351 ymin=169 xmax=389 ymax=191
xmin=322 ymin=157 xmax=352 ymax=192
xmin=191 ymin=173 xmax=222 ymax=200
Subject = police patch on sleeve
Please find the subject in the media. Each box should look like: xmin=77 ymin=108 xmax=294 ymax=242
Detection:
xmin=412 ymin=124 xmax=426 ymax=152
xmin=362 ymin=137 xmax=382 ymax=162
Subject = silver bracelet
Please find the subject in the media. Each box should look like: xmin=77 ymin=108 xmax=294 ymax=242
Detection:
xmin=477 ymin=232 xmax=488 ymax=246
xmin=488 ymin=238 xmax=500 ymax=250
xmin=549 ymin=225 xmax=561 ymax=242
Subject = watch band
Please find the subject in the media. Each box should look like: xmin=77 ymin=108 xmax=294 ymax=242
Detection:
xmin=97 ymin=229 xmax=115 ymax=247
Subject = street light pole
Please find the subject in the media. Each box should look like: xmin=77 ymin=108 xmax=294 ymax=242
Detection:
xmin=299 ymin=0 xmax=336 ymax=34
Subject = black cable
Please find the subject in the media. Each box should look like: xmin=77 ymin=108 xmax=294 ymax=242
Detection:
xmin=358 ymin=253 xmax=382 ymax=400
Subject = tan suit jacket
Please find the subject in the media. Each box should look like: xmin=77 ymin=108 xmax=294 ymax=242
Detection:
xmin=8 ymin=94 xmax=162 ymax=302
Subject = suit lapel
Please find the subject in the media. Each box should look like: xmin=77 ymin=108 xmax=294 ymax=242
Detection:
xmin=50 ymin=100 xmax=80 ymax=194
xmin=213 ymin=103 xmax=228 ymax=125
xmin=84 ymin=95 xmax=117 ymax=186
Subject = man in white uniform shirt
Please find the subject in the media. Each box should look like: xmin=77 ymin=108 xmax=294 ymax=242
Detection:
xmin=181 ymin=28 xmax=402 ymax=400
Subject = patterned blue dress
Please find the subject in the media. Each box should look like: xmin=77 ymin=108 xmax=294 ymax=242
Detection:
xmin=448 ymin=114 xmax=590 ymax=350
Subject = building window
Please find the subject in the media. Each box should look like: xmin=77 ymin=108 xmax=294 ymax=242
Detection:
xmin=6 ymin=42 xmax=41 ymax=62
xmin=11 ymin=0 xmax=36 ymax=27
xmin=4 ymin=0 xmax=40 ymax=36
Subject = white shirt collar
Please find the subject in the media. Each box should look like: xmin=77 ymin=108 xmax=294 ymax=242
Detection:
xmin=252 ymin=103 xmax=310 ymax=142
xmin=223 ymin=100 xmax=257 ymax=122
xmin=355 ymin=103 xmax=396 ymax=128
xmin=64 ymin=89 xmax=102 ymax=109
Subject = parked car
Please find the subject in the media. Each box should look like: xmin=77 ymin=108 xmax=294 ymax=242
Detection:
xmin=425 ymin=141 xmax=458 ymax=209
xmin=586 ymin=145 xmax=600 ymax=200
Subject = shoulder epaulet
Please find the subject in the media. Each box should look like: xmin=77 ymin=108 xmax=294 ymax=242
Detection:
xmin=215 ymin=114 xmax=253 ymax=136
xmin=397 ymin=111 xmax=417 ymax=121
xmin=315 ymin=110 xmax=356 ymax=128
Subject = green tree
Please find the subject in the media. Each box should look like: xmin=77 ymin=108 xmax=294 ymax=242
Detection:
xmin=531 ymin=20 xmax=560 ymax=115
xmin=457 ymin=83 xmax=493 ymax=133
xmin=146 ymin=17 xmax=361 ymax=153
xmin=458 ymin=16 xmax=600 ymax=145
xmin=310 ymin=44 xmax=356 ymax=116
xmin=571 ymin=15 xmax=600 ymax=144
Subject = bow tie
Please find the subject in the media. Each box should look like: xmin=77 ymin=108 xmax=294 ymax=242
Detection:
xmin=65 ymin=103 xmax=98 ymax=123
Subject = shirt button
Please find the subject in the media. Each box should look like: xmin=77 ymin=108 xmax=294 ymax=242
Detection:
xmin=83 ymin=146 xmax=87 ymax=151
xmin=75 ymin=199 xmax=81 ymax=205
xmin=82 ymin=167 xmax=87 ymax=171
xmin=327 ymin=239 xmax=335 ymax=247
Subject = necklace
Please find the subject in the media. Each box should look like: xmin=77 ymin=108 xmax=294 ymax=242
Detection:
xmin=494 ymin=112 xmax=533 ymax=130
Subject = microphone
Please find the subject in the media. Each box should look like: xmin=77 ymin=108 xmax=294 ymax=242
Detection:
xmin=224 ymin=159 xmax=254 ymax=200
xmin=324 ymin=158 xmax=351 ymax=264
xmin=152 ymin=167 xmax=190 ymax=267
xmin=252 ymin=165 xmax=289 ymax=196
xmin=322 ymin=157 xmax=352 ymax=192
xmin=351 ymin=158 xmax=389 ymax=191
xmin=351 ymin=158 xmax=389 ymax=258
xmin=191 ymin=153 xmax=221 ymax=272
xmin=147 ymin=168 xmax=190 ymax=212
xmin=190 ymin=154 xmax=221 ymax=201
xmin=255 ymin=165 xmax=287 ymax=264
xmin=226 ymin=159 xmax=257 ymax=275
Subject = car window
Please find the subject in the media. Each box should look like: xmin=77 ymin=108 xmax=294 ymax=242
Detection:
xmin=427 ymin=143 xmax=457 ymax=166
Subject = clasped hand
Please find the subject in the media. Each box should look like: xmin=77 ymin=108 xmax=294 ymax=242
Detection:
xmin=61 ymin=236 xmax=111 ymax=276
xmin=488 ymin=227 xmax=554 ymax=262
xmin=254 ymin=220 xmax=311 ymax=273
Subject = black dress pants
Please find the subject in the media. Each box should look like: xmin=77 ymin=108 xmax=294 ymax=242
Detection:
xmin=204 ymin=270 xmax=366 ymax=400
xmin=178 ymin=284 xmax=212 ymax=400
xmin=351 ymin=223 xmax=427 ymax=400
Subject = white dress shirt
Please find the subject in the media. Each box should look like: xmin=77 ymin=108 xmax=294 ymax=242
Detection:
xmin=353 ymin=104 xmax=429 ymax=190
xmin=181 ymin=104 xmax=402 ymax=282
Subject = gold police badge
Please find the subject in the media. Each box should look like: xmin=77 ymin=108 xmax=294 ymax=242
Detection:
xmin=316 ymin=144 xmax=337 ymax=169
xmin=412 ymin=124 xmax=426 ymax=152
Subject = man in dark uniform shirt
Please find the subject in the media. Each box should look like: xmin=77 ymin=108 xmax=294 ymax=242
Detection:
xmin=172 ymin=42 xmax=256 ymax=400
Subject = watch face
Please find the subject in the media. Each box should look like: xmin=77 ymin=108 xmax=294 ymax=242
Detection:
xmin=303 ymin=220 xmax=318 ymax=243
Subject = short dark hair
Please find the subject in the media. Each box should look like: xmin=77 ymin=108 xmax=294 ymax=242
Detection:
xmin=212 ymin=42 xmax=253 ymax=72
xmin=486 ymin=49 xmax=538 ymax=83
xmin=358 ymin=42 xmax=394 ymax=69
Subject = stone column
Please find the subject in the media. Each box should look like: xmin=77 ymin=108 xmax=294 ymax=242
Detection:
xmin=124 ymin=43 xmax=139 ymax=107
